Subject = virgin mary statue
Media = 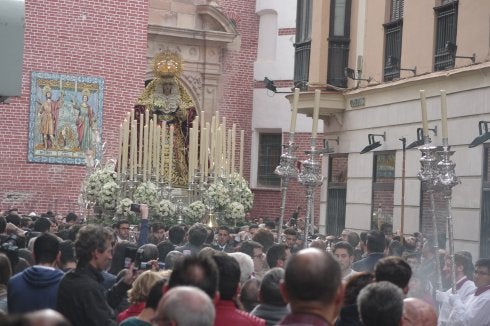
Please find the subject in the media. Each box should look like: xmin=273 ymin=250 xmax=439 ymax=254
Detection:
xmin=134 ymin=51 xmax=197 ymax=187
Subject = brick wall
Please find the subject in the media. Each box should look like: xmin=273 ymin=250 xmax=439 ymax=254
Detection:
xmin=250 ymin=132 xmax=323 ymax=226
xmin=0 ymin=0 xmax=148 ymax=214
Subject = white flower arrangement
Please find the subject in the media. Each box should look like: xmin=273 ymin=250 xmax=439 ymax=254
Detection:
xmin=203 ymin=181 xmax=230 ymax=210
xmin=228 ymin=201 xmax=245 ymax=220
xmin=99 ymin=181 xmax=120 ymax=210
xmin=227 ymin=173 xmax=254 ymax=212
xmin=85 ymin=167 xmax=118 ymax=202
xmin=156 ymin=199 xmax=176 ymax=218
xmin=133 ymin=181 xmax=159 ymax=207
xmin=116 ymin=198 xmax=136 ymax=217
xmin=184 ymin=200 xmax=205 ymax=224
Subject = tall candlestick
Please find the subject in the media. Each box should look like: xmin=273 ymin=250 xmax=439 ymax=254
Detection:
xmin=203 ymin=127 xmax=208 ymax=177
xmin=290 ymin=88 xmax=300 ymax=133
xmin=227 ymin=129 xmax=232 ymax=175
xmin=161 ymin=123 xmax=166 ymax=180
xmin=122 ymin=119 xmax=129 ymax=176
xmin=138 ymin=114 xmax=143 ymax=171
xmin=231 ymin=124 xmax=236 ymax=173
xmin=143 ymin=125 xmax=148 ymax=181
xmin=239 ymin=130 xmax=244 ymax=177
xmin=440 ymin=90 xmax=448 ymax=139
xmin=169 ymin=126 xmax=174 ymax=184
xmin=117 ymin=124 xmax=123 ymax=173
xmin=148 ymin=120 xmax=153 ymax=178
xmin=420 ymin=90 xmax=429 ymax=137
xmin=155 ymin=125 xmax=161 ymax=182
xmin=133 ymin=121 xmax=137 ymax=179
xmin=130 ymin=121 xmax=137 ymax=180
xmin=312 ymin=89 xmax=321 ymax=138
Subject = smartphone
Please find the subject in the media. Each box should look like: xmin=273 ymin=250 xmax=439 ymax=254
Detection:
xmin=123 ymin=247 xmax=137 ymax=269
xmin=130 ymin=203 xmax=141 ymax=213
xmin=134 ymin=248 xmax=145 ymax=269
xmin=139 ymin=261 xmax=165 ymax=270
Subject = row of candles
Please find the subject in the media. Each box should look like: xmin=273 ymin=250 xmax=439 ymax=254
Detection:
xmin=188 ymin=111 xmax=245 ymax=183
xmin=116 ymin=109 xmax=246 ymax=184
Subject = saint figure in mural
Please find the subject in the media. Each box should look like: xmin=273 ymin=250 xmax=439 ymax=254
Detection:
xmin=37 ymin=86 xmax=64 ymax=149
xmin=135 ymin=50 xmax=197 ymax=187
xmin=73 ymin=88 xmax=95 ymax=151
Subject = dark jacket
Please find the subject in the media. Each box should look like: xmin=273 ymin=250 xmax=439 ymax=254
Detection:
xmin=8 ymin=266 xmax=64 ymax=313
xmin=335 ymin=304 xmax=363 ymax=326
xmin=250 ymin=303 xmax=290 ymax=326
xmin=352 ymin=252 xmax=385 ymax=273
xmin=56 ymin=264 xmax=130 ymax=326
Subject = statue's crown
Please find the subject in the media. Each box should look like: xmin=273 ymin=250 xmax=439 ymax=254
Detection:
xmin=152 ymin=51 xmax=183 ymax=78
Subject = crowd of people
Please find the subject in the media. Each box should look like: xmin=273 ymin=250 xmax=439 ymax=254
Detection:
xmin=0 ymin=206 xmax=489 ymax=326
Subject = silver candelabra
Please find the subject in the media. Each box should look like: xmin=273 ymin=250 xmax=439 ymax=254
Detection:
xmin=274 ymin=132 xmax=299 ymax=243
xmin=298 ymin=137 xmax=325 ymax=248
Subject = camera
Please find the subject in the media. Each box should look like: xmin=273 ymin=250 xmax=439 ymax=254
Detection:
xmin=130 ymin=204 xmax=141 ymax=213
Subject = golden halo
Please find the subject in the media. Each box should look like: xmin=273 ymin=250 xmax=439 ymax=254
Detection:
xmin=152 ymin=50 xmax=183 ymax=78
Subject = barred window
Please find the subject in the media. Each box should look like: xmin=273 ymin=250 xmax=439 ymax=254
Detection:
xmin=257 ymin=133 xmax=281 ymax=187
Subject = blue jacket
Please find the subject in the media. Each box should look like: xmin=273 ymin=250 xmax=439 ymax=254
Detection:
xmin=8 ymin=265 xmax=64 ymax=313
xmin=352 ymin=252 xmax=385 ymax=273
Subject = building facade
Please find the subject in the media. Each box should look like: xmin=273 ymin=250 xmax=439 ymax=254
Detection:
xmin=291 ymin=0 xmax=490 ymax=259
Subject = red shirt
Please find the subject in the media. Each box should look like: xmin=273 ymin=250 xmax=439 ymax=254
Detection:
xmin=117 ymin=302 xmax=146 ymax=324
xmin=214 ymin=299 xmax=266 ymax=326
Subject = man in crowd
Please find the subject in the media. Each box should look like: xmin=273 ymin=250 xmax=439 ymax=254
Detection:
xmin=403 ymin=297 xmax=437 ymax=326
xmin=212 ymin=226 xmax=235 ymax=253
xmin=332 ymin=241 xmax=356 ymax=281
xmin=266 ymin=244 xmax=290 ymax=269
xmin=437 ymin=252 xmax=476 ymax=324
xmin=277 ymin=248 xmax=344 ymax=325
xmin=357 ymin=281 xmax=404 ymax=326
xmin=153 ymin=286 xmax=215 ymax=326
xmin=441 ymin=258 xmax=490 ymax=325
xmin=8 ymin=233 xmax=64 ymax=313
xmin=114 ymin=219 xmax=131 ymax=242
xmin=240 ymin=240 xmax=266 ymax=277
xmin=212 ymin=253 xmax=265 ymax=326
xmin=147 ymin=222 xmax=166 ymax=245
xmin=374 ymin=256 xmax=412 ymax=295
xmin=158 ymin=225 xmax=185 ymax=261
xmin=251 ymin=268 xmax=290 ymax=326
xmin=352 ymin=230 xmax=385 ymax=272
xmin=167 ymin=253 xmax=219 ymax=300
xmin=175 ymin=223 xmax=208 ymax=256
xmin=57 ymin=224 xmax=134 ymax=326
xmin=283 ymin=228 xmax=300 ymax=254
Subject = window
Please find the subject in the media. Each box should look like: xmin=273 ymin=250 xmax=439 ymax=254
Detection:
xmin=434 ymin=1 xmax=459 ymax=71
xmin=293 ymin=0 xmax=312 ymax=90
xmin=371 ymin=152 xmax=395 ymax=231
xmin=480 ymin=145 xmax=490 ymax=258
xmin=257 ymin=133 xmax=282 ymax=187
xmin=326 ymin=154 xmax=348 ymax=236
xmin=383 ymin=0 xmax=404 ymax=81
xmin=327 ymin=0 xmax=351 ymax=87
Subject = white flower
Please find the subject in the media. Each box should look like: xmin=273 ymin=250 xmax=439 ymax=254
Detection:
xmin=183 ymin=200 xmax=205 ymax=224
xmin=116 ymin=198 xmax=136 ymax=217
xmin=133 ymin=181 xmax=159 ymax=207
xmin=228 ymin=201 xmax=245 ymax=220
xmin=204 ymin=182 xmax=230 ymax=210
xmin=98 ymin=181 xmax=120 ymax=210
xmin=156 ymin=199 xmax=176 ymax=217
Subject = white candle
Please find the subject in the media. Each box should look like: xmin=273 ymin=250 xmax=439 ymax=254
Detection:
xmin=420 ymin=90 xmax=429 ymax=137
xmin=161 ymin=123 xmax=166 ymax=180
xmin=290 ymin=88 xmax=300 ymax=133
xmin=203 ymin=127 xmax=208 ymax=177
xmin=169 ymin=125 xmax=174 ymax=184
xmin=129 ymin=121 xmax=135 ymax=180
xmin=227 ymin=129 xmax=232 ymax=175
xmin=231 ymin=124 xmax=236 ymax=173
xmin=117 ymin=124 xmax=123 ymax=173
xmin=143 ymin=125 xmax=148 ymax=181
xmin=122 ymin=119 xmax=129 ymax=176
xmin=155 ymin=125 xmax=161 ymax=182
xmin=312 ymin=89 xmax=321 ymax=138
xmin=440 ymin=90 xmax=448 ymax=139
xmin=239 ymin=130 xmax=244 ymax=177
xmin=138 ymin=114 xmax=143 ymax=171
xmin=148 ymin=120 xmax=153 ymax=178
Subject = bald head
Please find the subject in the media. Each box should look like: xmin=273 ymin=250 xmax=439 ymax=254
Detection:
xmin=17 ymin=309 xmax=70 ymax=326
xmin=155 ymin=286 xmax=215 ymax=326
xmin=284 ymin=248 xmax=341 ymax=304
xmin=403 ymin=298 xmax=437 ymax=326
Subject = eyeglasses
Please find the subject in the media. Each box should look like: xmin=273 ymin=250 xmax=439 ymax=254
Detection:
xmin=474 ymin=270 xmax=490 ymax=276
xmin=119 ymin=227 xmax=130 ymax=230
